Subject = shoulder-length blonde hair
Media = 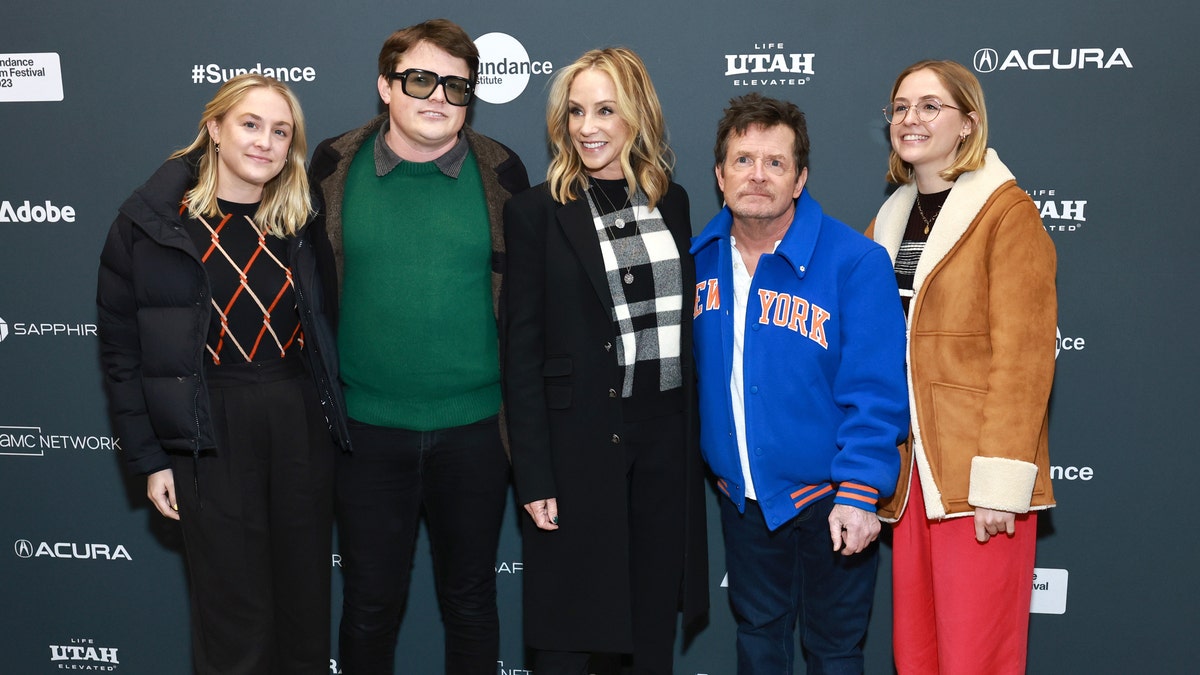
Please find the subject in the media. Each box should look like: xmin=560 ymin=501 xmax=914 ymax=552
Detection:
xmin=886 ymin=59 xmax=989 ymax=186
xmin=545 ymin=47 xmax=673 ymax=210
xmin=170 ymin=73 xmax=312 ymax=238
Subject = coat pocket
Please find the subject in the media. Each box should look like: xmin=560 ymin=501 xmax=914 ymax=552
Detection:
xmin=928 ymin=381 xmax=986 ymax=498
xmin=543 ymin=356 xmax=572 ymax=409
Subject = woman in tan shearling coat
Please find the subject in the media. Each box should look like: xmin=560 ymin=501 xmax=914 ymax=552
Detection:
xmin=865 ymin=60 xmax=1056 ymax=675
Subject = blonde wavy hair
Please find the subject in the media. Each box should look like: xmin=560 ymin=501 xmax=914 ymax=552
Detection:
xmin=545 ymin=47 xmax=673 ymax=210
xmin=886 ymin=59 xmax=989 ymax=186
xmin=170 ymin=73 xmax=312 ymax=238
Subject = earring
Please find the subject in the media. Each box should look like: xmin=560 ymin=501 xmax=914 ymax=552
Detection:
xmin=215 ymin=143 xmax=220 ymax=153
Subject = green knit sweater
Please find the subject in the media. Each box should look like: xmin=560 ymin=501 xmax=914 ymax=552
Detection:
xmin=337 ymin=137 xmax=499 ymax=430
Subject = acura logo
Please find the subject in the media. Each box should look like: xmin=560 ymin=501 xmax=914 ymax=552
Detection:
xmin=14 ymin=539 xmax=33 ymax=558
xmin=974 ymin=48 xmax=999 ymax=73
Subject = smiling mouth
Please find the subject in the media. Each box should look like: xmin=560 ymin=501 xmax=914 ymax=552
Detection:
xmin=901 ymin=134 xmax=929 ymax=141
xmin=581 ymin=141 xmax=607 ymax=150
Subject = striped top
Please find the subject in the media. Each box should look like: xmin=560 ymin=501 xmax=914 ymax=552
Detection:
xmin=894 ymin=188 xmax=951 ymax=314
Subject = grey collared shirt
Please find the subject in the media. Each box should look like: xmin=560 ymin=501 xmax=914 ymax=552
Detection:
xmin=373 ymin=119 xmax=470 ymax=178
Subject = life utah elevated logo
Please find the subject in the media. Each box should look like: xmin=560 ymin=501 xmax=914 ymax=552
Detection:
xmin=724 ymin=39 xmax=816 ymax=89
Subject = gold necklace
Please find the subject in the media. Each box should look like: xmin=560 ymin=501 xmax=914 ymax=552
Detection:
xmin=588 ymin=179 xmax=638 ymax=285
xmin=915 ymin=195 xmax=941 ymax=235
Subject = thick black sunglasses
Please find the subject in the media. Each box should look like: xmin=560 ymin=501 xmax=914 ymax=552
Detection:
xmin=388 ymin=69 xmax=474 ymax=106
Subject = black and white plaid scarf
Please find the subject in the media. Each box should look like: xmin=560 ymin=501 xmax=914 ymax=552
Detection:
xmin=586 ymin=185 xmax=682 ymax=398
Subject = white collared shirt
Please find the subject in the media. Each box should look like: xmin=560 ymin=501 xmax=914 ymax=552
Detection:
xmin=730 ymin=235 xmax=780 ymax=500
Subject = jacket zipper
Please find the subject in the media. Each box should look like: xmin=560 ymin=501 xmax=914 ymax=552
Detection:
xmin=292 ymin=236 xmax=341 ymax=448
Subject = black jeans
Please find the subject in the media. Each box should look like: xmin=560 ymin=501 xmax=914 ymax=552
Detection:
xmin=335 ymin=414 xmax=509 ymax=674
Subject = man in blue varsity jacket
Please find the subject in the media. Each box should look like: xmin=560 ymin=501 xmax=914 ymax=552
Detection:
xmin=691 ymin=93 xmax=908 ymax=674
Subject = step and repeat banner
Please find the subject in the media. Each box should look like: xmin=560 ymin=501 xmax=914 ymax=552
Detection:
xmin=2 ymin=1 xmax=1196 ymax=672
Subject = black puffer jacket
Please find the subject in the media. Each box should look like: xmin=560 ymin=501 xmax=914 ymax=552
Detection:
xmin=97 ymin=154 xmax=351 ymax=476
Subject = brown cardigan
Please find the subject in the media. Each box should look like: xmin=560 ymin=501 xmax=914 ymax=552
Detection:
xmin=866 ymin=149 xmax=1057 ymax=521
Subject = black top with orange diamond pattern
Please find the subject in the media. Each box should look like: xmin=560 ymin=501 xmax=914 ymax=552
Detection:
xmin=185 ymin=199 xmax=302 ymax=364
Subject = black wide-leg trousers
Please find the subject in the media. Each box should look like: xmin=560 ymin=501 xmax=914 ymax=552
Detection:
xmin=172 ymin=357 xmax=336 ymax=675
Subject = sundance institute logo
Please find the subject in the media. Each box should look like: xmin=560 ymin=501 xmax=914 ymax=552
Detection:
xmin=473 ymin=32 xmax=553 ymax=105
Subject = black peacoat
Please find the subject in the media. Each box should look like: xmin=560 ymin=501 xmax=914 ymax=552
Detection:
xmin=503 ymin=181 xmax=708 ymax=652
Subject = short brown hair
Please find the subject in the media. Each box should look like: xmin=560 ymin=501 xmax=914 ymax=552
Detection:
xmin=714 ymin=93 xmax=809 ymax=172
xmin=377 ymin=18 xmax=479 ymax=82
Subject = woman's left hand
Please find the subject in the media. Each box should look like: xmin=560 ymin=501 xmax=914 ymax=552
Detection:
xmin=524 ymin=498 xmax=560 ymax=531
xmin=974 ymin=507 xmax=1016 ymax=543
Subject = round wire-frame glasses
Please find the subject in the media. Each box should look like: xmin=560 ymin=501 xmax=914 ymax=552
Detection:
xmin=883 ymin=99 xmax=961 ymax=125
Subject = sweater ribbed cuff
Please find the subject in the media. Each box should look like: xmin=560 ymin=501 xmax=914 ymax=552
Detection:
xmin=834 ymin=482 xmax=880 ymax=512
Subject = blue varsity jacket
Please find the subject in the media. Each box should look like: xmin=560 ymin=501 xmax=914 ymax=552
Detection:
xmin=690 ymin=189 xmax=909 ymax=531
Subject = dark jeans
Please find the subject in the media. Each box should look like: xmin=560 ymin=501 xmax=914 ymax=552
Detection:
xmin=720 ymin=495 xmax=879 ymax=675
xmin=335 ymin=414 xmax=509 ymax=674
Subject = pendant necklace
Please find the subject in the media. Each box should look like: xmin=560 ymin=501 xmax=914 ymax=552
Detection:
xmin=589 ymin=179 xmax=638 ymax=285
xmin=915 ymin=195 xmax=941 ymax=235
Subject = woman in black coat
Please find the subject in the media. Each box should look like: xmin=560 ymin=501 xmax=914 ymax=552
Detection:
xmin=97 ymin=74 xmax=348 ymax=675
xmin=503 ymin=47 xmax=708 ymax=674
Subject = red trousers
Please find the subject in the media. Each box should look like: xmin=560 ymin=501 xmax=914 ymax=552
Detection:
xmin=892 ymin=473 xmax=1037 ymax=675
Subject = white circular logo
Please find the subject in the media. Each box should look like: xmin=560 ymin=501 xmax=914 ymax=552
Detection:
xmin=14 ymin=539 xmax=34 ymax=558
xmin=0 ymin=316 xmax=8 ymax=342
xmin=474 ymin=32 xmax=533 ymax=105
xmin=974 ymin=48 xmax=999 ymax=73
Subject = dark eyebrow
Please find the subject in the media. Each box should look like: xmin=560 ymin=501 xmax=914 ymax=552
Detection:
xmin=733 ymin=149 xmax=788 ymax=162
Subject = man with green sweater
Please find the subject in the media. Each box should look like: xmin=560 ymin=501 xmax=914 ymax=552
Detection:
xmin=309 ymin=19 xmax=529 ymax=674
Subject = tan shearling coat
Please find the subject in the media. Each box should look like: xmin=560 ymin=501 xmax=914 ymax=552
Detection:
xmin=866 ymin=149 xmax=1057 ymax=521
